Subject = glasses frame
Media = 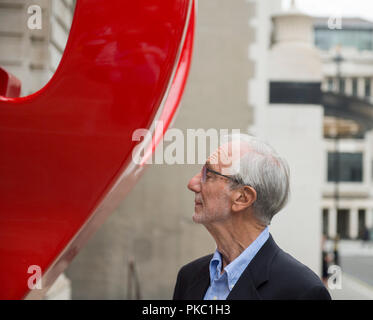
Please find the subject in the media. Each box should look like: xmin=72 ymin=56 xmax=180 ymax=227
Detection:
xmin=201 ymin=164 xmax=249 ymax=186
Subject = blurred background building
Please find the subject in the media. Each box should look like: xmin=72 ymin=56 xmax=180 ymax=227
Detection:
xmin=1 ymin=0 xmax=373 ymax=300
xmin=316 ymin=17 xmax=373 ymax=241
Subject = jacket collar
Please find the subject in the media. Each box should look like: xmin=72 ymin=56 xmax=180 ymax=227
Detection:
xmin=227 ymin=234 xmax=280 ymax=300
xmin=184 ymin=255 xmax=212 ymax=300
xmin=184 ymin=234 xmax=280 ymax=300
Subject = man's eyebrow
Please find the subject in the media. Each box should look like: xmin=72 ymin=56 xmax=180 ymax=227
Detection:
xmin=205 ymin=161 xmax=212 ymax=170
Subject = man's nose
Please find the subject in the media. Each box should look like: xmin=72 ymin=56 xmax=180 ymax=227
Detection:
xmin=187 ymin=171 xmax=202 ymax=193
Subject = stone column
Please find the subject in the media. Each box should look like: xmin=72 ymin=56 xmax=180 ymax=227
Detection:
xmin=358 ymin=77 xmax=365 ymax=98
xmin=345 ymin=77 xmax=353 ymax=96
xmin=328 ymin=207 xmax=337 ymax=239
xmin=349 ymin=208 xmax=359 ymax=239
xmin=366 ymin=208 xmax=373 ymax=229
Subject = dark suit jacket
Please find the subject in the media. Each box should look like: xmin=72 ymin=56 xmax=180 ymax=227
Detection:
xmin=173 ymin=234 xmax=331 ymax=300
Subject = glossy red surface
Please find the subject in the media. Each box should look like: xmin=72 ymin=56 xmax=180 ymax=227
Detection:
xmin=0 ymin=68 xmax=21 ymax=98
xmin=0 ymin=0 xmax=194 ymax=299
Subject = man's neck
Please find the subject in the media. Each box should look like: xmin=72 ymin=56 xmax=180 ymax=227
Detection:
xmin=205 ymin=217 xmax=266 ymax=271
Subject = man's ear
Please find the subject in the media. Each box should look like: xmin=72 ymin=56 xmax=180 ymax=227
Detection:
xmin=231 ymin=186 xmax=257 ymax=212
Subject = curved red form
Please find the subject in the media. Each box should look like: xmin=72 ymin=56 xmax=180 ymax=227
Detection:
xmin=0 ymin=68 xmax=21 ymax=98
xmin=0 ymin=0 xmax=195 ymax=299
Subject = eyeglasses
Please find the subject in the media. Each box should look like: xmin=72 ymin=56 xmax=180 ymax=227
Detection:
xmin=201 ymin=164 xmax=240 ymax=184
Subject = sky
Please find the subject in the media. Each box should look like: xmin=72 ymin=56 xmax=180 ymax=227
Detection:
xmin=282 ymin=0 xmax=373 ymax=22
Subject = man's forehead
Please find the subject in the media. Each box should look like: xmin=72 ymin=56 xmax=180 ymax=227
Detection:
xmin=207 ymin=145 xmax=228 ymax=164
xmin=207 ymin=141 xmax=250 ymax=166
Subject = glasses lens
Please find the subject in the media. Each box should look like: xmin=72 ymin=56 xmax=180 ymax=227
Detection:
xmin=201 ymin=165 xmax=206 ymax=183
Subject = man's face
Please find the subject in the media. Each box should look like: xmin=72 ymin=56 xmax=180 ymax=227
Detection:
xmin=187 ymin=141 xmax=246 ymax=224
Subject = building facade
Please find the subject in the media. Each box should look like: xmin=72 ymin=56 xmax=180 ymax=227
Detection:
xmin=0 ymin=0 xmax=75 ymax=96
xmin=314 ymin=17 xmax=373 ymax=240
xmin=249 ymin=1 xmax=323 ymax=276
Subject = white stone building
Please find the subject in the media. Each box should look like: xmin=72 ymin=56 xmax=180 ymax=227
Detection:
xmin=249 ymin=1 xmax=324 ymax=276
xmin=314 ymin=17 xmax=373 ymax=240
xmin=0 ymin=0 xmax=75 ymax=96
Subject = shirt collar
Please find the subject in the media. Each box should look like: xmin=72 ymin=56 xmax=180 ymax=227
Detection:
xmin=208 ymin=226 xmax=269 ymax=291
xmin=208 ymin=250 xmax=223 ymax=284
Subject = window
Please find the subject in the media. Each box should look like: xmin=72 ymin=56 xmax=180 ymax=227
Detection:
xmin=315 ymin=28 xmax=373 ymax=51
xmin=322 ymin=209 xmax=329 ymax=237
xmin=328 ymin=152 xmax=363 ymax=182
xmin=339 ymin=78 xmax=345 ymax=94
xmin=358 ymin=209 xmax=366 ymax=239
xmin=328 ymin=78 xmax=334 ymax=91
xmin=365 ymin=78 xmax=371 ymax=97
xmin=337 ymin=209 xmax=350 ymax=239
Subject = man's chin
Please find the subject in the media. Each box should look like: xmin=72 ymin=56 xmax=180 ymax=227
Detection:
xmin=192 ymin=211 xmax=204 ymax=224
xmin=193 ymin=210 xmax=212 ymax=225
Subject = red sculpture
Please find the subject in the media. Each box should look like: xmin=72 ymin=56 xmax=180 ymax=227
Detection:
xmin=0 ymin=0 xmax=195 ymax=299
xmin=0 ymin=68 xmax=21 ymax=98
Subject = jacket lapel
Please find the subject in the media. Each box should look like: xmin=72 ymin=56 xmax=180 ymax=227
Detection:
xmin=185 ymin=255 xmax=211 ymax=299
xmin=226 ymin=267 xmax=261 ymax=300
xmin=227 ymin=234 xmax=280 ymax=300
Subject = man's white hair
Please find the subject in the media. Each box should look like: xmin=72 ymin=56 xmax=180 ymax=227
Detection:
xmin=223 ymin=133 xmax=290 ymax=225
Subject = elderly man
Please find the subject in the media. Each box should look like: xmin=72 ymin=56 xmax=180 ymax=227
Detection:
xmin=173 ymin=134 xmax=331 ymax=300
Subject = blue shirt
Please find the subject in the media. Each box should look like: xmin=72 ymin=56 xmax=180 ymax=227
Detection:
xmin=204 ymin=227 xmax=269 ymax=300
